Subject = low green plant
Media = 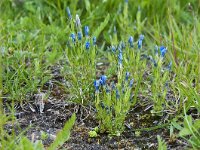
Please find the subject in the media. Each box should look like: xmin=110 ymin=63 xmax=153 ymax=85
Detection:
xmin=157 ymin=135 xmax=167 ymax=150
xmin=150 ymin=47 xmax=170 ymax=115
xmin=62 ymin=11 xmax=109 ymax=104
xmin=94 ymin=71 xmax=134 ymax=135
xmin=172 ymin=107 xmax=200 ymax=149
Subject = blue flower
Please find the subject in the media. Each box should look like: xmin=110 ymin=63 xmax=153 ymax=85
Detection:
xmin=118 ymin=52 xmax=123 ymax=65
xmin=138 ymin=34 xmax=144 ymax=49
xmin=106 ymin=86 xmax=110 ymax=93
xmin=93 ymin=37 xmax=96 ymax=45
xmin=100 ymin=102 xmax=105 ymax=109
xmin=129 ymin=79 xmax=134 ymax=87
xmin=84 ymin=26 xmax=89 ymax=36
xmin=85 ymin=41 xmax=90 ymax=49
xmin=94 ymin=80 xmax=100 ymax=92
xmin=125 ymin=72 xmax=130 ymax=81
xmin=120 ymin=42 xmax=126 ymax=49
xmin=111 ymin=82 xmax=115 ymax=91
xmin=166 ymin=61 xmax=172 ymax=70
xmin=111 ymin=46 xmax=116 ymax=53
xmin=139 ymin=34 xmax=144 ymax=40
xmin=70 ymin=33 xmax=76 ymax=43
xmin=116 ymin=89 xmax=120 ymax=99
xmin=100 ymin=75 xmax=107 ymax=86
xmin=75 ymin=14 xmax=81 ymax=28
xmin=155 ymin=45 xmax=158 ymax=55
xmin=128 ymin=36 xmax=134 ymax=47
xmin=125 ymin=0 xmax=128 ymax=3
xmin=77 ymin=32 xmax=82 ymax=41
xmin=66 ymin=7 xmax=72 ymax=20
xmin=160 ymin=46 xmax=167 ymax=57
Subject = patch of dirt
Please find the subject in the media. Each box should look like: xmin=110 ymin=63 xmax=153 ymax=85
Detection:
xmin=4 ymin=96 xmax=187 ymax=149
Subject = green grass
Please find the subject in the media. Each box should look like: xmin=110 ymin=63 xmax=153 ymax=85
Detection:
xmin=0 ymin=0 xmax=200 ymax=149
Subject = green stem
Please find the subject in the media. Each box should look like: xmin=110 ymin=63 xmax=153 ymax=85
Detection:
xmin=129 ymin=122 xmax=170 ymax=132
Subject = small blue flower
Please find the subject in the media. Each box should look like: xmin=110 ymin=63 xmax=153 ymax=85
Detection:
xmin=118 ymin=52 xmax=123 ymax=65
xmin=111 ymin=46 xmax=116 ymax=53
xmin=167 ymin=61 xmax=172 ymax=70
xmin=77 ymin=32 xmax=82 ymax=41
xmin=128 ymin=36 xmax=134 ymax=47
xmin=111 ymin=82 xmax=115 ymax=91
xmin=84 ymin=26 xmax=89 ymax=36
xmin=116 ymin=89 xmax=120 ymax=99
xmin=129 ymin=79 xmax=134 ymax=87
xmin=155 ymin=45 xmax=158 ymax=55
xmin=94 ymin=80 xmax=100 ymax=92
xmin=120 ymin=42 xmax=126 ymax=50
xmin=153 ymin=59 xmax=157 ymax=67
xmin=125 ymin=72 xmax=130 ymax=81
xmin=106 ymin=86 xmax=110 ymax=93
xmin=138 ymin=34 xmax=144 ymax=49
xmin=93 ymin=37 xmax=96 ymax=45
xmin=70 ymin=33 xmax=76 ymax=43
xmin=160 ymin=46 xmax=167 ymax=57
xmin=100 ymin=75 xmax=107 ymax=86
xmin=75 ymin=14 xmax=81 ymax=28
xmin=125 ymin=0 xmax=128 ymax=3
xmin=85 ymin=41 xmax=90 ymax=49
xmin=138 ymin=40 xmax=142 ymax=49
xmin=100 ymin=102 xmax=105 ymax=109
xmin=66 ymin=7 xmax=72 ymax=20
xmin=139 ymin=34 xmax=144 ymax=40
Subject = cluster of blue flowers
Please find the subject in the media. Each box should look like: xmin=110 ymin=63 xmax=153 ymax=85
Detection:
xmin=67 ymin=7 xmax=96 ymax=50
xmin=94 ymin=73 xmax=134 ymax=100
xmin=94 ymin=75 xmax=107 ymax=92
xmin=127 ymin=34 xmax=145 ymax=49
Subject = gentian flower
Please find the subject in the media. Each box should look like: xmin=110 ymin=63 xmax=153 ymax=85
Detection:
xmin=77 ymin=32 xmax=82 ymax=41
xmin=75 ymin=14 xmax=81 ymax=28
xmin=129 ymin=79 xmax=134 ymax=87
xmin=120 ymin=42 xmax=126 ymax=49
xmin=66 ymin=7 xmax=72 ymax=20
xmin=155 ymin=45 xmax=158 ymax=55
xmin=111 ymin=46 xmax=116 ymax=53
xmin=85 ymin=41 xmax=90 ymax=49
xmin=70 ymin=33 xmax=76 ymax=43
xmin=84 ymin=26 xmax=89 ymax=37
xmin=160 ymin=46 xmax=167 ymax=57
xmin=138 ymin=34 xmax=144 ymax=49
xmin=166 ymin=61 xmax=172 ymax=70
xmin=118 ymin=51 xmax=123 ymax=66
xmin=106 ymin=86 xmax=110 ymax=93
xmin=100 ymin=102 xmax=105 ymax=109
xmin=111 ymin=82 xmax=115 ymax=91
xmin=128 ymin=36 xmax=134 ymax=47
xmin=125 ymin=72 xmax=130 ymax=81
xmin=139 ymin=34 xmax=144 ymax=40
xmin=100 ymin=75 xmax=107 ymax=86
xmin=94 ymin=80 xmax=100 ymax=92
xmin=93 ymin=37 xmax=96 ymax=45
xmin=116 ymin=89 xmax=120 ymax=99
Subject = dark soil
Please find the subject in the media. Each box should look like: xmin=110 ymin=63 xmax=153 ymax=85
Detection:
xmin=4 ymin=96 xmax=187 ymax=150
